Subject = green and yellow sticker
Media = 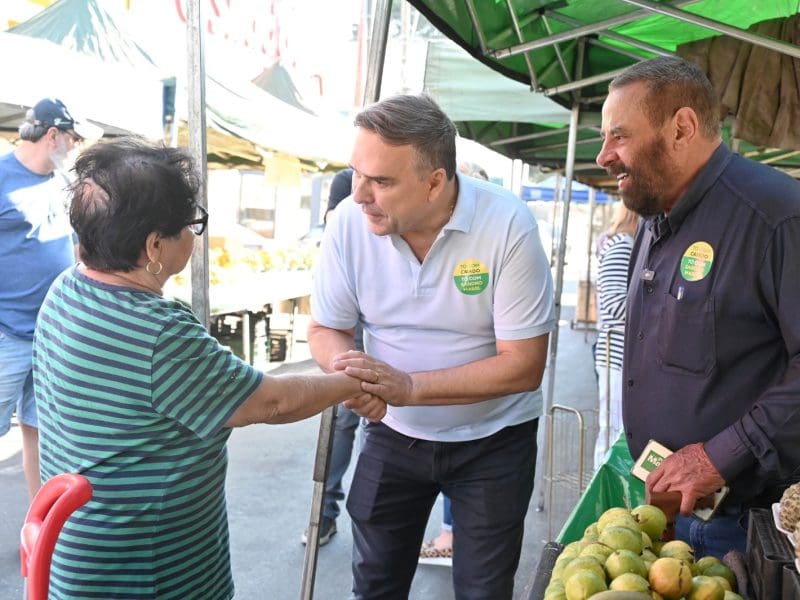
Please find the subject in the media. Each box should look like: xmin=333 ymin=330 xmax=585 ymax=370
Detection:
xmin=453 ymin=259 xmax=489 ymax=295
xmin=680 ymin=241 xmax=714 ymax=281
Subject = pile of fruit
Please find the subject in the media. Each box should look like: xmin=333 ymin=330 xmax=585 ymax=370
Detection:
xmin=779 ymin=481 xmax=800 ymax=559
xmin=545 ymin=504 xmax=742 ymax=600
xmin=173 ymin=244 xmax=319 ymax=287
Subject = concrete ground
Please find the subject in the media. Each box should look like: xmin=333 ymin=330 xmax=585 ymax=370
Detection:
xmin=0 ymin=284 xmax=600 ymax=599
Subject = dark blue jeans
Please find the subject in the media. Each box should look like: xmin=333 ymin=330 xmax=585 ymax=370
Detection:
xmin=347 ymin=419 xmax=538 ymax=600
xmin=674 ymin=511 xmax=748 ymax=559
xmin=324 ymin=403 xmax=361 ymax=520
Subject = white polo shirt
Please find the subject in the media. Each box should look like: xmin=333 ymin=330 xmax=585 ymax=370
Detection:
xmin=312 ymin=173 xmax=555 ymax=441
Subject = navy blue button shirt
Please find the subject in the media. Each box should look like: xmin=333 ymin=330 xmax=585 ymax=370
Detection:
xmin=623 ymin=143 xmax=800 ymax=507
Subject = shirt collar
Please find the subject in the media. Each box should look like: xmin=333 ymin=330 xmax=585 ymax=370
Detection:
xmin=666 ymin=142 xmax=732 ymax=234
xmin=445 ymin=172 xmax=474 ymax=233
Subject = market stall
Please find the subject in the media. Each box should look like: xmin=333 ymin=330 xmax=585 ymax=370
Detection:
xmin=526 ymin=435 xmax=800 ymax=599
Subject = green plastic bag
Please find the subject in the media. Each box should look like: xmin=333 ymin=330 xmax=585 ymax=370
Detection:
xmin=556 ymin=434 xmax=646 ymax=543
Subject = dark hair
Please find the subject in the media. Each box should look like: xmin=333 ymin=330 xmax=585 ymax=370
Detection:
xmin=69 ymin=137 xmax=200 ymax=271
xmin=609 ymin=56 xmax=721 ymax=139
xmin=354 ymin=94 xmax=457 ymax=179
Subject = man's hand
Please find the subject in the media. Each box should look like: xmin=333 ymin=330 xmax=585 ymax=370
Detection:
xmin=646 ymin=442 xmax=726 ymax=515
xmin=345 ymin=392 xmax=386 ymax=422
xmin=332 ymin=350 xmax=413 ymax=406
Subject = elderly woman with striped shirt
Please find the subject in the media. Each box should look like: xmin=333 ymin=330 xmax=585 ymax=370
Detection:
xmin=32 ymin=137 xmax=384 ymax=599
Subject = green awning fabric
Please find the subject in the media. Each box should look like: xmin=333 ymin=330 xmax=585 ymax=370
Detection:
xmin=410 ymin=0 xmax=800 ymax=186
xmin=424 ymin=39 xmax=570 ymax=124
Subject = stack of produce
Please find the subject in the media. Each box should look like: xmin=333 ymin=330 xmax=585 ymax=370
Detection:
xmin=172 ymin=243 xmax=319 ymax=287
xmin=779 ymin=482 xmax=800 ymax=562
xmin=545 ymin=505 xmax=741 ymax=600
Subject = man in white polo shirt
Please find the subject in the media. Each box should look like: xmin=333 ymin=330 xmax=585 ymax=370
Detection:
xmin=308 ymin=93 xmax=555 ymax=600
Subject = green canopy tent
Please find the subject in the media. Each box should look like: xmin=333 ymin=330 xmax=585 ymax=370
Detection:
xmin=407 ymin=0 xmax=800 ymax=188
xmin=355 ymin=0 xmax=800 ymax=529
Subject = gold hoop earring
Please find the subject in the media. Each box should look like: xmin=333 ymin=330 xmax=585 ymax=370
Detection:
xmin=146 ymin=260 xmax=163 ymax=275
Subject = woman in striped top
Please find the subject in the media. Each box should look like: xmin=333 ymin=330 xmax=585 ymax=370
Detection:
xmin=32 ymin=137 xmax=384 ymax=599
xmin=593 ymin=202 xmax=639 ymax=470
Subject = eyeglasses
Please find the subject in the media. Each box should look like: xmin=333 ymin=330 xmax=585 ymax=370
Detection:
xmin=186 ymin=205 xmax=208 ymax=236
xmin=61 ymin=129 xmax=83 ymax=144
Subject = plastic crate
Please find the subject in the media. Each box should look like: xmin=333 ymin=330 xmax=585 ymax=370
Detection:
xmin=523 ymin=542 xmax=563 ymax=600
xmin=747 ymin=508 xmax=795 ymax=600
xmin=269 ymin=332 xmax=288 ymax=362
xmin=782 ymin=564 xmax=800 ymax=600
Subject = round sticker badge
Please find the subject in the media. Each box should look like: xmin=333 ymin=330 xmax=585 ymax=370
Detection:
xmin=680 ymin=241 xmax=714 ymax=281
xmin=453 ymin=259 xmax=489 ymax=295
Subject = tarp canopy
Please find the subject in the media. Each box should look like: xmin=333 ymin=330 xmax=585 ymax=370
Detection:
xmin=0 ymin=30 xmax=162 ymax=138
xmin=9 ymin=0 xmax=351 ymax=168
xmin=410 ymin=0 xmax=800 ymax=188
xmin=424 ymin=39 xmax=571 ymax=124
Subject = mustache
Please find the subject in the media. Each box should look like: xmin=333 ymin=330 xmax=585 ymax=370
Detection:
xmin=605 ymin=162 xmax=628 ymax=177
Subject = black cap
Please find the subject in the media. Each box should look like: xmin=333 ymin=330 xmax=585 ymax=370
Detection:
xmin=27 ymin=98 xmax=102 ymax=139
xmin=327 ymin=168 xmax=354 ymax=213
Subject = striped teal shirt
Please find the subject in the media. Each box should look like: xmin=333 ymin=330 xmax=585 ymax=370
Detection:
xmin=33 ymin=267 xmax=263 ymax=599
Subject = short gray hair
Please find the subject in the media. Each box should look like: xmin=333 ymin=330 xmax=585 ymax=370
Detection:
xmin=354 ymin=94 xmax=457 ymax=179
xmin=609 ymin=56 xmax=721 ymax=139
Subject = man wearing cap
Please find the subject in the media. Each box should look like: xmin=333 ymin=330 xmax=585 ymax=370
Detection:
xmin=0 ymin=98 xmax=100 ymax=500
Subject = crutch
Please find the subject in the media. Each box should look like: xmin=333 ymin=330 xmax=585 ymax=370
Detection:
xmin=299 ymin=404 xmax=337 ymax=600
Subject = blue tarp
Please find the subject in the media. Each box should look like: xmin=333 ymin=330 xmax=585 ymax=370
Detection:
xmin=522 ymin=185 xmax=612 ymax=204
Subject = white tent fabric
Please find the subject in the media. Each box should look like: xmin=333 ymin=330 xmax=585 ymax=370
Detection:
xmin=9 ymin=0 xmax=353 ymax=165
xmin=424 ymin=39 xmax=571 ymax=124
xmin=0 ymin=31 xmax=163 ymax=138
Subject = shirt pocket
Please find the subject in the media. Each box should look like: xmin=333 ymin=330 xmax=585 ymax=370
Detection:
xmin=657 ymin=293 xmax=716 ymax=376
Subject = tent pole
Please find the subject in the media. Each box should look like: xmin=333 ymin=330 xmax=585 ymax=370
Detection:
xmin=540 ymin=101 xmax=580 ymax=530
xmin=620 ymin=0 xmax=800 ymax=60
xmin=362 ymin=0 xmax=394 ymax=104
xmin=583 ymin=187 xmax=597 ymax=341
xmin=488 ymin=0 xmax=695 ymax=59
xmin=186 ymin=0 xmax=210 ymax=330
xmin=301 ymin=2 xmax=393 ymax=599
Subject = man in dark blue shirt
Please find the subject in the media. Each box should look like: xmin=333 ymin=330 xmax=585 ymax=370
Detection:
xmin=597 ymin=56 xmax=800 ymax=558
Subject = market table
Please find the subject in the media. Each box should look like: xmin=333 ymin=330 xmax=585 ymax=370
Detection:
xmin=166 ymin=269 xmax=313 ymax=364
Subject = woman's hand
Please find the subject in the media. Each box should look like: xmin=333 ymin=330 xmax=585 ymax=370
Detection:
xmin=344 ymin=391 xmax=386 ymax=422
xmin=332 ymin=351 xmax=414 ymax=407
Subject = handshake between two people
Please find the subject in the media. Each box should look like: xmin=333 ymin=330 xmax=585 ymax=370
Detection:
xmin=330 ymin=350 xmax=413 ymax=423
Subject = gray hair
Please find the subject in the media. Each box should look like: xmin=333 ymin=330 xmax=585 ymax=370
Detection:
xmin=18 ymin=108 xmax=48 ymax=142
xmin=609 ymin=56 xmax=721 ymax=139
xmin=354 ymin=94 xmax=457 ymax=179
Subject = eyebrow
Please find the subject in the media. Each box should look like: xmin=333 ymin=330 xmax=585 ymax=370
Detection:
xmin=600 ymin=125 xmax=627 ymax=139
xmin=350 ymin=166 xmax=395 ymax=185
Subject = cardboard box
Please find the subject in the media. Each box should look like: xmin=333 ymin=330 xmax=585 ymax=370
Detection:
xmin=575 ymin=280 xmax=597 ymax=324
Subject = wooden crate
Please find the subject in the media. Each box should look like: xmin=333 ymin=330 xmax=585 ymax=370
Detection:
xmin=575 ymin=280 xmax=597 ymax=324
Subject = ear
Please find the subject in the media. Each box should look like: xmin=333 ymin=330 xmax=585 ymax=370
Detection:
xmin=672 ymin=107 xmax=699 ymax=149
xmin=426 ymin=167 xmax=448 ymax=202
xmin=46 ymin=126 xmax=60 ymax=145
xmin=144 ymin=231 xmax=163 ymax=264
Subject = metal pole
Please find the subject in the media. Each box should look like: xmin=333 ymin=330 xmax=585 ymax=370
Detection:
xmin=186 ymin=0 xmax=210 ymax=329
xmin=488 ymin=0 xmax=696 ymax=59
xmin=540 ymin=102 xmax=580 ymax=516
xmin=620 ymin=0 xmax=800 ymax=60
xmin=582 ymin=187 xmax=596 ymax=338
xmin=300 ymin=406 xmax=337 ymax=600
xmin=301 ymin=2 xmax=393 ymax=597
xmin=362 ymin=0 xmax=393 ymax=104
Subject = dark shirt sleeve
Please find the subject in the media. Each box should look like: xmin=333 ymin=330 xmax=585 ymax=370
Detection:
xmin=704 ymin=216 xmax=800 ymax=482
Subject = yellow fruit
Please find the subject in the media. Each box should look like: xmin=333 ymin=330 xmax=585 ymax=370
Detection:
xmin=649 ymin=557 xmax=693 ymax=600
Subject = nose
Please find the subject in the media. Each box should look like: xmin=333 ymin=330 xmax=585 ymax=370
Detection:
xmin=351 ymin=174 xmax=371 ymax=205
xmin=596 ymin=139 xmax=616 ymax=169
